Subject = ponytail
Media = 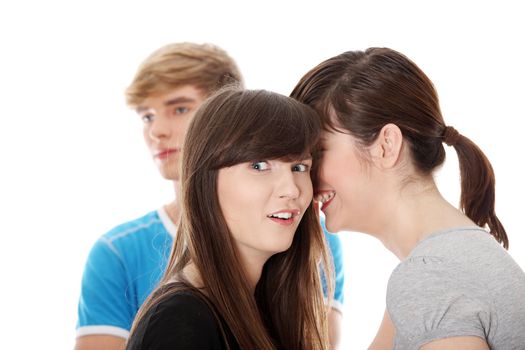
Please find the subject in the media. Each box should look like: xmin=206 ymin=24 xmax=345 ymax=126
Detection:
xmin=443 ymin=126 xmax=508 ymax=248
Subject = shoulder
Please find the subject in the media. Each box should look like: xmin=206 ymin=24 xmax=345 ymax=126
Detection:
xmin=389 ymin=228 xmax=517 ymax=293
xmin=387 ymin=229 xmax=495 ymax=310
xmin=151 ymin=292 xmax=218 ymax=325
xmin=386 ymin=231 xmax=496 ymax=348
xmin=102 ymin=210 xmax=166 ymax=242
xmin=88 ymin=210 xmax=171 ymax=256
xmin=84 ymin=211 xmax=167 ymax=261
xmin=128 ymin=290 xmax=225 ymax=349
xmin=77 ymin=210 xmax=173 ymax=334
xmin=80 ymin=209 xmax=171 ymax=288
xmin=408 ymin=227 xmax=500 ymax=260
xmin=387 ymin=255 xmax=487 ymax=311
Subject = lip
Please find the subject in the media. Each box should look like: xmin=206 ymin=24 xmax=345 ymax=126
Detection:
xmin=267 ymin=209 xmax=301 ymax=227
xmin=320 ymin=196 xmax=334 ymax=213
xmin=154 ymin=148 xmax=179 ymax=160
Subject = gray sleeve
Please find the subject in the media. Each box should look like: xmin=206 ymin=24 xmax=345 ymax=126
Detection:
xmin=386 ymin=257 xmax=491 ymax=350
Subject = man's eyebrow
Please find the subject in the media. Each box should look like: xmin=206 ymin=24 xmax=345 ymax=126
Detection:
xmin=135 ymin=97 xmax=197 ymax=113
xmin=164 ymin=96 xmax=196 ymax=106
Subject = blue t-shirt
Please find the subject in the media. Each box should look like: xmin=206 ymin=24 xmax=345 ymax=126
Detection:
xmin=76 ymin=207 xmax=344 ymax=338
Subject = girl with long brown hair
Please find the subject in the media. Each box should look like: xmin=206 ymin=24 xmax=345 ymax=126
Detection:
xmin=126 ymin=88 xmax=332 ymax=350
xmin=291 ymin=48 xmax=525 ymax=349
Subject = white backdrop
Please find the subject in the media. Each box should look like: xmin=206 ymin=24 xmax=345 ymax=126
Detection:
xmin=0 ymin=1 xmax=523 ymax=349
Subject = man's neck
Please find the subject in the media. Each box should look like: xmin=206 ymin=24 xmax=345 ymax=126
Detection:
xmin=164 ymin=201 xmax=180 ymax=225
xmin=164 ymin=181 xmax=181 ymax=225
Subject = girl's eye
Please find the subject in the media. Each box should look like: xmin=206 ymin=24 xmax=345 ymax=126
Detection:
xmin=292 ymin=163 xmax=310 ymax=172
xmin=174 ymin=106 xmax=189 ymax=114
xmin=251 ymin=161 xmax=270 ymax=171
xmin=141 ymin=114 xmax=154 ymax=123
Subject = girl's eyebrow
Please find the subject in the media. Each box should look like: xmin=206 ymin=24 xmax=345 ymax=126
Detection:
xmin=294 ymin=156 xmax=312 ymax=162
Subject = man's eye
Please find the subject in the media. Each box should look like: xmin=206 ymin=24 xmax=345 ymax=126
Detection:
xmin=174 ymin=106 xmax=189 ymax=114
xmin=141 ymin=114 xmax=154 ymax=123
xmin=251 ymin=161 xmax=270 ymax=171
xmin=293 ymin=164 xmax=310 ymax=172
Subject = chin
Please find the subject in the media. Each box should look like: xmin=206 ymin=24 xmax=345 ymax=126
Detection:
xmin=159 ymin=169 xmax=180 ymax=181
xmin=261 ymin=240 xmax=293 ymax=257
xmin=275 ymin=239 xmax=295 ymax=254
xmin=325 ymin=217 xmax=342 ymax=233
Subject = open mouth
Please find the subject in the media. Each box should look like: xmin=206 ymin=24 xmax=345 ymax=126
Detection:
xmin=315 ymin=191 xmax=335 ymax=211
xmin=267 ymin=210 xmax=300 ymax=226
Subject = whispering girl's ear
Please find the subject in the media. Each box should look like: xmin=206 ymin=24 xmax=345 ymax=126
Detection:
xmin=370 ymin=123 xmax=403 ymax=169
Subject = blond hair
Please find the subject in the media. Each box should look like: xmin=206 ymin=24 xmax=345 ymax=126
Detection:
xmin=125 ymin=42 xmax=243 ymax=107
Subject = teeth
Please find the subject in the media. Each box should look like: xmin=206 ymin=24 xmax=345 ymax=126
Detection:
xmin=269 ymin=212 xmax=293 ymax=219
xmin=316 ymin=191 xmax=335 ymax=203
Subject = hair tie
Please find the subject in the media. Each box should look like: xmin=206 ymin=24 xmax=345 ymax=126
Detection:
xmin=442 ymin=126 xmax=460 ymax=146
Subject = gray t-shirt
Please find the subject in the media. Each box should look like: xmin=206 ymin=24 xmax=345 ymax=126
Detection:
xmin=387 ymin=227 xmax=525 ymax=350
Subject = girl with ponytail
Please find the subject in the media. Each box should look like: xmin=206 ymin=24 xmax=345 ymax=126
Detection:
xmin=292 ymin=48 xmax=525 ymax=350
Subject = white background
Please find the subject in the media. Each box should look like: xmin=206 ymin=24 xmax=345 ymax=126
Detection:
xmin=0 ymin=1 xmax=523 ymax=349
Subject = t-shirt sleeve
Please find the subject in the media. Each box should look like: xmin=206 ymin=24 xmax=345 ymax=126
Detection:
xmin=76 ymin=237 xmax=134 ymax=337
xmin=126 ymin=294 xmax=225 ymax=350
xmin=387 ymin=257 xmax=491 ymax=349
xmin=321 ymin=217 xmax=345 ymax=312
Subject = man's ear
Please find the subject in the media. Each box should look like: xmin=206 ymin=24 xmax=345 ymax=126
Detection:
xmin=369 ymin=123 xmax=403 ymax=169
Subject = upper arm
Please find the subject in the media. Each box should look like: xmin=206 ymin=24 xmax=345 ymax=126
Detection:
xmin=368 ymin=309 xmax=394 ymax=350
xmin=77 ymin=238 xmax=134 ymax=334
xmin=74 ymin=335 xmax=126 ymax=350
xmin=327 ymin=307 xmax=343 ymax=350
xmin=420 ymin=336 xmax=490 ymax=350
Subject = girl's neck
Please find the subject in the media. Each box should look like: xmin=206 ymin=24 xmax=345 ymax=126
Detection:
xmin=240 ymin=253 xmax=268 ymax=293
xmin=180 ymin=252 xmax=268 ymax=295
xmin=376 ymin=180 xmax=476 ymax=260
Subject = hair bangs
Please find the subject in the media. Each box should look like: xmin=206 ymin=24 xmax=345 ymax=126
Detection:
xmin=211 ymin=90 xmax=321 ymax=169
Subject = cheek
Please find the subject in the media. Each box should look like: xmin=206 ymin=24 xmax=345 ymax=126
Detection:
xmin=181 ymin=112 xmax=197 ymax=131
xmin=300 ymin=176 xmax=313 ymax=201
xmin=143 ymin=127 xmax=152 ymax=146
xmin=217 ymin=174 xmax=264 ymax=225
xmin=319 ymin=154 xmax=341 ymax=185
xmin=217 ymin=178 xmax=239 ymax=221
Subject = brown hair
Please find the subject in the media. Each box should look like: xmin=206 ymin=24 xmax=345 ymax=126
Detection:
xmin=125 ymin=42 xmax=243 ymax=107
xmin=130 ymin=88 xmax=332 ymax=349
xmin=291 ymin=47 xmax=508 ymax=249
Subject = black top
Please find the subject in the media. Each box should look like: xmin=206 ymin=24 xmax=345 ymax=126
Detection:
xmin=126 ymin=288 xmax=239 ymax=350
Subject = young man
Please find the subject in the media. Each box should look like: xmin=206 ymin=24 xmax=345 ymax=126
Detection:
xmin=75 ymin=42 xmax=345 ymax=350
